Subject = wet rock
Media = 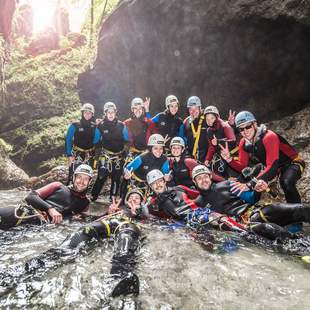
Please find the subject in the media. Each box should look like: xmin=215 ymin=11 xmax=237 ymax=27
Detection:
xmin=24 ymin=165 xmax=68 ymax=190
xmin=79 ymin=0 xmax=310 ymax=120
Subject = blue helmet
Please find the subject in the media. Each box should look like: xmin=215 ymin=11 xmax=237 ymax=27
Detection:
xmin=235 ymin=111 xmax=256 ymax=128
xmin=187 ymin=96 xmax=201 ymax=108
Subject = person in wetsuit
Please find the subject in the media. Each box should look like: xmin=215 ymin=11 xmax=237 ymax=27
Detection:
xmin=65 ymin=103 xmax=101 ymax=184
xmin=91 ymin=102 xmax=129 ymax=201
xmin=0 ymin=189 xmax=145 ymax=297
xmin=220 ymin=111 xmax=305 ymax=204
xmin=192 ymin=164 xmax=310 ymax=240
xmin=203 ymin=105 xmax=237 ymax=178
xmin=183 ymin=96 xmax=209 ymax=162
xmin=122 ymin=134 xmax=170 ymax=199
xmin=123 ymin=97 xmax=156 ymax=156
xmin=152 ymin=95 xmax=184 ymax=149
xmin=0 ymin=164 xmax=93 ymax=230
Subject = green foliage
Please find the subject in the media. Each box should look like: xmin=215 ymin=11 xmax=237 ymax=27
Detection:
xmin=0 ymin=138 xmax=13 ymax=156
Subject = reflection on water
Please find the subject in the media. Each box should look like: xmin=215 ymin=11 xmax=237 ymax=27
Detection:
xmin=0 ymin=191 xmax=310 ymax=309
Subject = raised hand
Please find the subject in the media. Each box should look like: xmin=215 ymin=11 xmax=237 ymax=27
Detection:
xmin=108 ymin=197 xmax=122 ymax=214
xmin=211 ymin=134 xmax=217 ymax=146
xmin=143 ymin=97 xmax=151 ymax=112
xmin=219 ymin=142 xmax=232 ymax=162
xmin=164 ymin=134 xmax=170 ymax=144
xmin=228 ymin=109 xmax=236 ymax=126
xmin=124 ymin=167 xmax=133 ymax=180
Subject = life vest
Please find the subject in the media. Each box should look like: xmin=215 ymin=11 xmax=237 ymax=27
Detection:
xmin=98 ymin=118 xmax=125 ymax=153
xmin=134 ymin=152 xmax=167 ymax=181
xmin=72 ymin=120 xmax=96 ymax=150
xmin=155 ymin=111 xmax=183 ymax=139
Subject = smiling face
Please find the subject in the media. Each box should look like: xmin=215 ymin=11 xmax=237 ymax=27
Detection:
xmin=194 ymin=173 xmax=212 ymax=191
xmin=127 ymin=193 xmax=143 ymax=208
xmin=152 ymin=145 xmax=164 ymax=158
xmin=170 ymin=145 xmax=183 ymax=157
xmin=151 ymin=178 xmax=167 ymax=194
xmin=106 ymin=109 xmax=116 ymax=121
xmin=168 ymin=102 xmax=179 ymax=115
xmin=239 ymin=122 xmax=257 ymax=140
xmin=188 ymin=106 xmax=201 ymax=119
xmin=83 ymin=111 xmax=93 ymax=121
xmin=132 ymin=106 xmax=144 ymax=118
xmin=205 ymin=114 xmax=217 ymax=127
xmin=73 ymin=174 xmax=91 ymax=192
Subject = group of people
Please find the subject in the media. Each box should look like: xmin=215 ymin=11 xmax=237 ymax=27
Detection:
xmin=0 ymin=94 xmax=309 ymax=297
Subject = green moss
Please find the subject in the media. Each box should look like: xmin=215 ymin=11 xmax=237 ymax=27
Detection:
xmin=0 ymin=138 xmax=13 ymax=156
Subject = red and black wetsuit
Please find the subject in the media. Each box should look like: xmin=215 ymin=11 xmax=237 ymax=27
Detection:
xmin=228 ymin=125 xmax=305 ymax=203
xmin=147 ymin=185 xmax=200 ymax=220
xmin=0 ymin=182 xmax=90 ymax=230
xmin=124 ymin=116 xmax=156 ymax=153
xmin=183 ymin=114 xmax=209 ymax=163
xmin=25 ymin=182 xmax=90 ymax=216
xmin=205 ymin=118 xmax=237 ymax=178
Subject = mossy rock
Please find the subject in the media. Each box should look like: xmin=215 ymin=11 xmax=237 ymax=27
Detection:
xmin=1 ymin=110 xmax=80 ymax=176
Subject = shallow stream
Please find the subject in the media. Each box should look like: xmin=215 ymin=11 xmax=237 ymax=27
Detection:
xmin=0 ymin=190 xmax=310 ymax=309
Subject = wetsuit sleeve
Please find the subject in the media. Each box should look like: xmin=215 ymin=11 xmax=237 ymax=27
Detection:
xmin=223 ymin=122 xmax=236 ymax=142
xmin=145 ymin=112 xmax=151 ymax=119
xmin=228 ymin=139 xmax=249 ymax=172
xmin=24 ymin=182 xmax=62 ymax=212
xmin=125 ymin=155 xmax=142 ymax=172
xmin=152 ymin=114 xmax=160 ymax=123
xmin=184 ymin=158 xmax=198 ymax=176
xmin=178 ymin=185 xmax=200 ymax=199
xmin=237 ymin=190 xmax=260 ymax=204
xmin=93 ymin=128 xmax=101 ymax=145
xmin=206 ymin=144 xmax=216 ymax=161
xmin=178 ymin=123 xmax=185 ymax=141
xmin=161 ymin=160 xmax=170 ymax=174
xmin=122 ymin=125 xmax=129 ymax=142
xmin=65 ymin=124 xmax=76 ymax=156
xmin=257 ymin=132 xmax=280 ymax=181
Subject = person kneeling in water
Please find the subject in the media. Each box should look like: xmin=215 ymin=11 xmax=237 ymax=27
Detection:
xmin=0 ymin=164 xmax=93 ymax=230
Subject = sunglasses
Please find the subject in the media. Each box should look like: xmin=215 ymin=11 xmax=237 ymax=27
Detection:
xmin=239 ymin=124 xmax=253 ymax=132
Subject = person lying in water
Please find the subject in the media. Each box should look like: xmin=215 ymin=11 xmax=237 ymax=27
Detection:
xmin=0 ymin=188 xmax=145 ymax=297
xmin=0 ymin=164 xmax=93 ymax=230
xmin=144 ymin=167 xmax=310 ymax=241
xmin=192 ymin=164 xmax=310 ymax=240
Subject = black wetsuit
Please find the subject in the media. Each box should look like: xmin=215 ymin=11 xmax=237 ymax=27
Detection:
xmin=183 ymin=114 xmax=209 ymax=162
xmin=0 ymin=182 xmax=90 ymax=230
xmin=195 ymin=181 xmax=310 ymax=237
xmin=91 ymin=118 xmax=127 ymax=200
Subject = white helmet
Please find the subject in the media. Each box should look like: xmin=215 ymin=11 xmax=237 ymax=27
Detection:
xmin=74 ymin=164 xmax=93 ymax=179
xmin=187 ymin=96 xmax=201 ymax=108
xmin=165 ymin=95 xmax=178 ymax=109
xmin=170 ymin=137 xmax=185 ymax=149
xmin=146 ymin=169 xmax=164 ymax=186
xmin=125 ymin=188 xmax=144 ymax=204
xmin=148 ymin=134 xmax=165 ymax=147
xmin=204 ymin=105 xmax=220 ymax=117
xmin=81 ymin=103 xmax=95 ymax=114
xmin=192 ymin=165 xmax=211 ymax=180
xmin=103 ymin=102 xmax=117 ymax=113
xmin=131 ymin=97 xmax=144 ymax=110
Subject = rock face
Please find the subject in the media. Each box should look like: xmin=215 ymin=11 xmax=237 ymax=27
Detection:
xmin=79 ymin=0 xmax=310 ymax=121
xmin=268 ymin=105 xmax=310 ymax=203
xmin=0 ymin=139 xmax=29 ymax=189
